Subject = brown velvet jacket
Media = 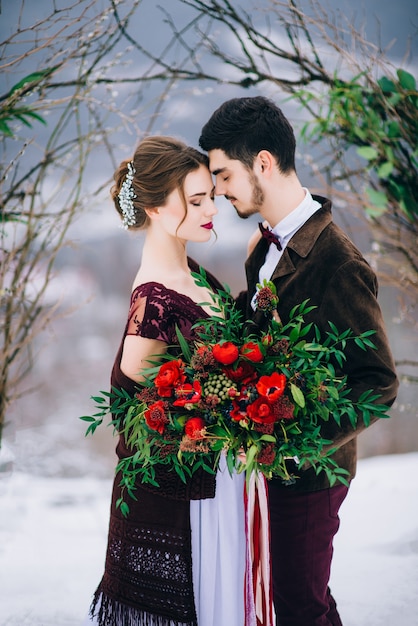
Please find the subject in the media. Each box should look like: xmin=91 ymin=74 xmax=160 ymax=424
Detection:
xmin=238 ymin=196 xmax=399 ymax=492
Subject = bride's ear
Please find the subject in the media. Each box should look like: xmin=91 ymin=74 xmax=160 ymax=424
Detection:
xmin=144 ymin=207 xmax=160 ymax=221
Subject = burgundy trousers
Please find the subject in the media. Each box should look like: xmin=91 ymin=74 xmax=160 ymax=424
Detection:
xmin=267 ymin=483 xmax=349 ymax=626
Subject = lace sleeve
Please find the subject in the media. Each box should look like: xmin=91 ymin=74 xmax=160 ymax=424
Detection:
xmin=125 ymin=283 xmax=175 ymax=344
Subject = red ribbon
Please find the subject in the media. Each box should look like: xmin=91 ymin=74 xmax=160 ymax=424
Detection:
xmin=244 ymin=473 xmax=274 ymax=626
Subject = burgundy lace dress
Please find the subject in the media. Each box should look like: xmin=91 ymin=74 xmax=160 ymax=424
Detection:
xmin=87 ymin=261 xmax=248 ymax=626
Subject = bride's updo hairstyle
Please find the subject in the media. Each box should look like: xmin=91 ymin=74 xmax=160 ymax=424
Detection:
xmin=112 ymin=136 xmax=209 ymax=230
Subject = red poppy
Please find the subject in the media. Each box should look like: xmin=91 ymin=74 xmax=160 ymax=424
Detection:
xmin=173 ymin=381 xmax=202 ymax=406
xmin=212 ymin=342 xmax=239 ymax=365
xmin=223 ymin=360 xmax=257 ymax=384
xmin=240 ymin=341 xmax=264 ymax=363
xmin=256 ymin=372 xmax=286 ymax=401
xmin=246 ymin=397 xmax=278 ymax=424
xmin=184 ymin=417 xmax=206 ymax=440
xmin=230 ymin=400 xmax=249 ymax=423
xmin=155 ymin=360 xmax=186 ymax=396
xmin=144 ymin=400 xmax=168 ymax=434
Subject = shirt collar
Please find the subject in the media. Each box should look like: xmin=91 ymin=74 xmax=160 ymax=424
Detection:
xmin=270 ymin=188 xmax=321 ymax=245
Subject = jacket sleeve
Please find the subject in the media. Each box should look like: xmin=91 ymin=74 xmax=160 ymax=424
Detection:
xmin=235 ymin=289 xmax=249 ymax=316
xmin=317 ymin=258 xmax=399 ymax=448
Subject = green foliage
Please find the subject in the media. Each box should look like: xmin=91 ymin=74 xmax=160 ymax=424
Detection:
xmin=0 ymin=67 xmax=58 ymax=137
xmin=299 ymin=69 xmax=418 ymax=219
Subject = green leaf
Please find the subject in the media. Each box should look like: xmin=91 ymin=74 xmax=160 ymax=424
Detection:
xmin=9 ymin=67 xmax=60 ymax=95
xmin=353 ymin=127 xmax=366 ymax=141
xmin=327 ymin=386 xmax=340 ymax=400
xmin=377 ymin=161 xmax=394 ymax=179
xmin=13 ymin=112 xmax=35 ymax=127
xmin=0 ymin=120 xmax=13 ymax=136
xmin=246 ymin=444 xmax=258 ymax=466
xmin=79 ymin=415 xmax=96 ymax=422
xmin=211 ymin=439 xmax=227 ymax=451
xmin=259 ymin=434 xmax=277 ymax=442
xmin=354 ymin=337 xmax=368 ymax=351
xmin=91 ymin=395 xmax=108 ymax=404
xmin=387 ymin=121 xmax=400 ymax=138
xmin=175 ymin=325 xmax=192 ymax=361
xmin=289 ymin=326 xmax=301 ymax=342
xmin=191 ymin=267 xmax=208 ymax=288
xmin=397 ymin=69 xmax=416 ymax=91
xmin=290 ymin=383 xmax=305 ymax=408
xmin=226 ymin=449 xmax=235 ymax=475
xmin=378 ymin=76 xmax=396 ymax=93
xmin=209 ymin=424 xmax=228 ymax=438
xmin=298 ymin=323 xmax=313 ymax=338
xmin=365 ymin=188 xmax=388 ymax=215
xmin=118 ymin=500 xmax=130 ymax=518
xmin=357 ymin=146 xmax=378 ymax=161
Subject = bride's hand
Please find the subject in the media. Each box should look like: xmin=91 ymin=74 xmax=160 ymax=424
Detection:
xmin=237 ymin=447 xmax=247 ymax=464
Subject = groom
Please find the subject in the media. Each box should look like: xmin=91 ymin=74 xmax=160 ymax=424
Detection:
xmin=199 ymin=96 xmax=398 ymax=625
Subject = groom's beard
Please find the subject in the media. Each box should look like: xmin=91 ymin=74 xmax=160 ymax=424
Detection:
xmin=233 ymin=172 xmax=264 ymax=219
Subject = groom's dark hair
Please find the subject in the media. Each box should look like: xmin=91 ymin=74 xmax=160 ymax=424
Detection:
xmin=199 ymin=96 xmax=296 ymax=173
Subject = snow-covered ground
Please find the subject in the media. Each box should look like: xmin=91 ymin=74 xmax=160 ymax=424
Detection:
xmin=1 ymin=451 xmax=417 ymax=625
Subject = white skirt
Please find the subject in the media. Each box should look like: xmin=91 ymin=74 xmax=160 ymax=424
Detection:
xmin=190 ymin=455 xmax=247 ymax=626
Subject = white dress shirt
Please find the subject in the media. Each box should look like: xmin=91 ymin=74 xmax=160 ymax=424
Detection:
xmin=251 ymin=189 xmax=321 ymax=310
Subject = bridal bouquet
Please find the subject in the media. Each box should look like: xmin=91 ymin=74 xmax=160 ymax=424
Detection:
xmin=81 ymin=268 xmax=389 ymax=515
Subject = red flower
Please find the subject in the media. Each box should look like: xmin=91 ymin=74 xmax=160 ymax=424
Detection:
xmin=144 ymin=400 xmax=168 ymax=434
xmin=155 ymin=360 xmax=186 ymax=396
xmin=184 ymin=417 xmax=206 ymax=440
xmin=223 ymin=360 xmax=257 ymax=384
xmin=212 ymin=342 xmax=239 ymax=365
xmin=246 ymin=397 xmax=278 ymax=424
xmin=173 ymin=381 xmax=202 ymax=406
xmin=230 ymin=400 xmax=249 ymax=423
xmin=261 ymin=333 xmax=274 ymax=347
xmin=256 ymin=372 xmax=286 ymax=402
xmin=240 ymin=341 xmax=264 ymax=363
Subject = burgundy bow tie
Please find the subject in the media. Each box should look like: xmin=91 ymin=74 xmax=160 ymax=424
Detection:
xmin=258 ymin=222 xmax=282 ymax=250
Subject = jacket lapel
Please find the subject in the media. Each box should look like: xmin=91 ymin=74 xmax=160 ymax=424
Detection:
xmin=245 ymin=197 xmax=333 ymax=299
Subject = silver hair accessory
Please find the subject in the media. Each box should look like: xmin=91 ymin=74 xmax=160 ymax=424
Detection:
xmin=118 ymin=161 xmax=137 ymax=229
